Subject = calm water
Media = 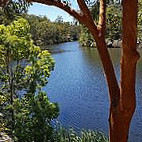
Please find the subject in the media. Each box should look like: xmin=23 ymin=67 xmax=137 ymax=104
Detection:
xmin=44 ymin=41 xmax=142 ymax=142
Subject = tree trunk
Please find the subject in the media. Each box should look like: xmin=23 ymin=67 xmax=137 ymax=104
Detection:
xmin=89 ymin=32 xmax=121 ymax=141
xmin=108 ymin=0 xmax=140 ymax=141
xmin=25 ymin=0 xmax=139 ymax=141
xmin=94 ymin=36 xmax=122 ymax=142
xmin=92 ymin=30 xmax=133 ymax=142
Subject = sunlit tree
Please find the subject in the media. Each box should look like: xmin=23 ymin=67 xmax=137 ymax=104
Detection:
xmin=0 ymin=18 xmax=59 ymax=141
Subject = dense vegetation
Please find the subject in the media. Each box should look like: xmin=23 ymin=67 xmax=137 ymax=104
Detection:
xmin=0 ymin=2 xmax=108 ymax=142
xmin=52 ymin=126 xmax=108 ymax=142
xmin=79 ymin=3 xmax=121 ymax=47
xmin=0 ymin=8 xmax=80 ymax=47
xmin=23 ymin=14 xmax=80 ymax=46
xmin=0 ymin=17 xmax=59 ymax=141
xmin=79 ymin=1 xmax=142 ymax=47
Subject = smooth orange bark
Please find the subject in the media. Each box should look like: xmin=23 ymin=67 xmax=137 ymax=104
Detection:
xmin=24 ymin=0 xmax=139 ymax=141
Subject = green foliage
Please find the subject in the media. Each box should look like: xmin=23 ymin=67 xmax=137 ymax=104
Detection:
xmin=106 ymin=4 xmax=121 ymax=41
xmin=0 ymin=0 xmax=30 ymax=25
xmin=90 ymin=1 xmax=99 ymax=22
xmin=79 ymin=3 xmax=122 ymax=47
xmin=52 ymin=126 xmax=108 ymax=142
xmin=138 ymin=0 xmax=142 ymax=40
xmin=0 ymin=2 xmax=80 ymax=46
xmin=23 ymin=14 xmax=80 ymax=46
xmin=0 ymin=92 xmax=8 ymax=133
xmin=14 ymin=92 xmax=59 ymax=142
xmin=0 ymin=17 xmax=59 ymax=141
xmin=79 ymin=25 xmax=95 ymax=47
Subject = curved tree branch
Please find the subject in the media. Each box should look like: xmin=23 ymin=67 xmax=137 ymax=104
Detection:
xmin=77 ymin=0 xmax=92 ymax=18
xmin=77 ymin=0 xmax=99 ymax=37
xmin=26 ymin=0 xmax=99 ymax=37
xmin=26 ymin=0 xmax=86 ymax=24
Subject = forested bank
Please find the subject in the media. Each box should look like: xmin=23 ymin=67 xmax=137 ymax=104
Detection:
xmin=0 ymin=9 xmax=80 ymax=46
xmin=79 ymin=1 xmax=142 ymax=48
xmin=23 ymin=14 xmax=80 ymax=46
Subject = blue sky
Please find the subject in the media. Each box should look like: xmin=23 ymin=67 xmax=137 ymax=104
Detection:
xmin=28 ymin=3 xmax=76 ymax=22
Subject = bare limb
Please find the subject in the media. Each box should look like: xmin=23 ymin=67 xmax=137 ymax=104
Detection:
xmin=77 ymin=0 xmax=91 ymax=18
xmin=26 ymin=0 xmax=85 ymax=24
xmin=77 ymin=0 xmax=99 ymax=37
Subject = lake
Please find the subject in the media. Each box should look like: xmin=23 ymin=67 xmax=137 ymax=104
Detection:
xmin=44 ymin=41 xmax=142 ymax=142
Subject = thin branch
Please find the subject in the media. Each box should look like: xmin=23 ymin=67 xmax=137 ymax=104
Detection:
xmin=97 ymin=0 xmax=106 ymax=35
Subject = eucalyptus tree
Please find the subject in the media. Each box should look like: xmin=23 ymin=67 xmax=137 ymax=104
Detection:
xmin=23 ymin=0 xmax=139 ymax=141
xmin=1 ymin=0 xmax=140 ymax=141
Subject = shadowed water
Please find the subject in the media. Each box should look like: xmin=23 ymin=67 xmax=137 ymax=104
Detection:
xmin=43 ymin=41 xmax=142 ymax=142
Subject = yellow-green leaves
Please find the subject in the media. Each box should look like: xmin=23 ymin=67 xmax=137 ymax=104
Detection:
xmin=9 ymin=18 xmax=30 ymax=37
xmin=0 ymin=17 xmax=57 ymax=141
xmin=25 ymin=45 xmax=55 ymax=91
xmin=24 ymin=66 xmax=33 ymax=74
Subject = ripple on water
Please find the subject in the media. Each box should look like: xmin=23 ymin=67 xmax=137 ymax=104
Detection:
xmin=45 ymin=42 xmax=142 ymax=142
